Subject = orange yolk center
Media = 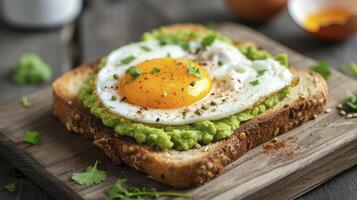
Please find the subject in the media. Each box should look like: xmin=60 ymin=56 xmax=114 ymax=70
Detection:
xmin=119 ymin=58 xmax=212 ymax=109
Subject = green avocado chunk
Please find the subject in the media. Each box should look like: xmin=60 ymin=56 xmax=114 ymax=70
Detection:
xmin=79 ymin=27 xmax=291 ymax=151
xmin=12 ymin=54 xmax=52 ymax=85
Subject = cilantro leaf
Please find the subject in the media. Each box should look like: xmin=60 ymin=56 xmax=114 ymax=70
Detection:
xmin=150 ymin=67 xmax=160 ymax=74
xmin=23 ymin=130 xmax=41 ymax=145
xmin=187 ymin=64 xmax=202 ymax=78
xmin=338 ymin=62 xmax=357 ymax=78
xmin=347 ymin=92 xmax=357 ymax=111
xmin=311 ymin=61 xmax=330 ymax=80
xmin=121 ymin=55 xmax=136 ymax=65
xmin=72 ymin=160 xmax=107 ymax=186
xmin=249 ymin=80 xmax=259 ymax=86
xmin=201 ymin=33 xmax=217 ymax=48
xmin=21 ymin=96 xmax=31 ymax=108
xmin=3 ymin=183 xmax=16 ymax=192
xmin=256 ymin=69 xmax=267 ymax=77
xmin=106 ymin=179 xmax=191 ymax=199
xmin=140 ymin=46 xmax=152 ymax=52
xmin=126 ymin=66 xmax=144 ymax=84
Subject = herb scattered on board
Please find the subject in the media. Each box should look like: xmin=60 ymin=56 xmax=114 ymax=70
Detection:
xmin=12 ymin=53 xmax=52 ymax=85
xmin=187 ymin=64 xmax=202 ymax=78
xmin=256 ymin=69 xmax=267 ymax=77
xmin=23 ymin=130 xmax=41 ymax=145
xmin=347 ymin=92 xmax=357 ymax=111
xmin=126 ymin=66 xmax=144 ymax=84
xmin=105 ymin=179 xmax=191 ymax=199
xmin=21 ymin=96 xmax=31 ymax=108
xmin=2 ymin=183 xmax=16 ymax=192
xmin=150 ymin=67 xmax=161 ymax=74
xmin=338 ymin=62 xmax=357 ymax=78
xmin=311 ymin=61 xmax=330 ymax=80
xmin=140 ymin=45 xmax=152 ymax=52
xmin=72 ymin=160 xmax=107 ymax=186
xmin=249 ymin=80 xmax=259 ymax=86
xmin=121 ymin=55 xmax=136 ymax=65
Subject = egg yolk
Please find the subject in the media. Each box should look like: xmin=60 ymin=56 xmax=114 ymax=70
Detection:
xmin=119 ymin=58 xmax=212 ymax=109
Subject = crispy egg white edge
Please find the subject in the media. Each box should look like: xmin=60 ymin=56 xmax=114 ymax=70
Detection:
xmin=96 ymin=39 xmax=293 ymax=125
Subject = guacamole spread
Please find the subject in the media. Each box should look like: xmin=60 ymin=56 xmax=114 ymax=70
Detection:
xmin=79 ymin=27 xmax=290 ymax=151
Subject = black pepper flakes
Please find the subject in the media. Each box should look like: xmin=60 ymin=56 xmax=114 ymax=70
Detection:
xmin=121 ymin=96 xmax=127 ymax=102
xmin=195 ymin=109 xmax=203 ymax=116
xmin=210 ymin=101 xmax=217 ymax=106
xmin=201 ymin=105 xmax=208 ymax=110
xmin=218 ymin=60 xmax=223 ymax=66
xmin=190 ymin=81 xmax=196 ymax=87
xmin=111 ymin=95 xmax=117 ymax=101
xmin=156 ymin=118 xmax=160 ymax=122
xmin=113 ymin=74 xmax=119 ymax=79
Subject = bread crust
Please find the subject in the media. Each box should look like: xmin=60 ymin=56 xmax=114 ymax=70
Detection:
xmin=52 ymin=24 xmax=328 ymax=188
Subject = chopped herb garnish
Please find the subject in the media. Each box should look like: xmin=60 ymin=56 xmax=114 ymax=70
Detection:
xmin=3 ymin=183 xmax=16 ymax=192
xmin=201 ymin=33 xmax=217 ymax=48
xmin=105 ymin=179 xmax=191 ymax=200
xmin=347 ymin=92 xmax=357 ymax=111
xmin=151 ymin=67 xmax=161 ymax=74
xmin=21 ymin=96 xmax=31 ymax=108
xmin=256 ymin=69 xmax=267 ymax=77
xmin=140 ymin=45 xmax=152 ymax=52
xmin=187 ymin=64 xmax=202 ymax=78
xmin=72 ymin=160 xmax=107 ymax=186
xmin=311 ymin=61 xmax=330 ymax=80
xmin=338 ymin=62 xmax=357 ymax=78
xmin=111 ymin=96 xmax=117 ymax=101
xmin=249 ymin=80 xmax=259 ymax=86
xmin=126 ymin=66 xmax=143 ymax=84
xmin=121 ymin=55 xmax=136 ymax=65
xmin=23 ymin=130 xmax=41 ymax=145
xmin=166 ymin=52 xmax=171 ymax=58
xmin=113 ymin=74 xmax=119 ymax=79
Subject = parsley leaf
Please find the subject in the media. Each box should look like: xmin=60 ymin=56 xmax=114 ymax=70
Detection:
xmin=347 ymin=92 xmax=357 ymax=111
xmin=21 ymin=96 xmax=31 ymax=108
xmin=256 ymin=69 xmax=267 ymax=77
xmin=72 ymin=160 xmax=107 ymax=186
xmin=140 ymin=46 xmax=152 ymax=52
xmin=201 ymin=33 xmax=217 ymax=48
xmin=121 ymin=55 xmax=136 ymax=65
xmin=150 ymin=67 xmax=160 ymax=74
xmin=23 ymin=130 xmax=41 ymax=145
xmin=3 ymin=183 xmax=16 ymax=192
xmin=250 ymin=80 xmax=259 ymax=86
xmin=338 ymin=62 xmax=357 ymax=78
xmin=126 ymin=66 xmax=143 ymax=84
xmin=311 ymin=61 xmax=330 ymax=80
xmin=187 ymin=64 xmax=202 ymax=78
xmin=106 ymin=179 xmax=191 ymax=199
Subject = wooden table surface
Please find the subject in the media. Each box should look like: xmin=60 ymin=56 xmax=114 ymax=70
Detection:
xmin=0 ymin=0 xmax=356 ymax=199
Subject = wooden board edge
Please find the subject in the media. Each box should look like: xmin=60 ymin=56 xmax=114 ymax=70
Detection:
xmin=243 ymin=138 xmax=357 ymax=200
xmin=0 ymin=134 xmax=81 ymax=200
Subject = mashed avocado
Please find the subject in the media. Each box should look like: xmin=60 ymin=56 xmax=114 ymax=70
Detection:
xmin=12 ymin=54 xmax=52 ymax=85
xmin=79 ymin=27 xmax=290 ymax=151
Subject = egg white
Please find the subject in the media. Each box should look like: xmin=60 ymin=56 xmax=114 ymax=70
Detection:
xmin=96 ymin=39 xmax=294 ymax=125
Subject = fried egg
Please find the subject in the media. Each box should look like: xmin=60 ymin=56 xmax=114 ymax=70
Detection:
xmin=96 ymin=39 xmax=293 ymax=125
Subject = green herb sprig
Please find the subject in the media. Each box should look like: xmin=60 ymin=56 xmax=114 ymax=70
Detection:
xmin=347 ymin=92 xmax=357 ymax=111
xmin=3 ymin=183 xmax=16 ymax=192
xmin=187 ymin=64 xmax=202 ymax=78
xmin=150 ymin=67 xmax=160 ymax=74
xmin=21 ymin=96 xmax=31 ymax=108
xmin=121 ymin=55 xmax=136 ymax=65
xmin=106 ymin=179 xmax=191 ymax=199
xmin=256 ymin=69 xmax=267 ymax=77
xmin=126 ymin=66 xmax=144 ymax=84
xmin=72 ymin=160 xmax=107 ymax=186
xmin=311 ymin=61 xmax=330 ymax=80
xmin=249 ymin=80 xmax=259 ymax=86
xmin=339 ymin=62 xmax=357 ymax=78
xmin=23 ymin=130 xmax=41 ymax=145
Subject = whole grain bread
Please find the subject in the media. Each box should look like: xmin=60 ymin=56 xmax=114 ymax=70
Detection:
xmin=52 ymin=24 xmax=328 ymax=189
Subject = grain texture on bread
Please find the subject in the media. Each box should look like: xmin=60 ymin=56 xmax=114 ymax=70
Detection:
xmin=52 ymin=24 xmax=328 ymax=188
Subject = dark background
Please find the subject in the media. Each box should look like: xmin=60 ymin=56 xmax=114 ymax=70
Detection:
xmin=0 ymin=0 xmax=356 ymax=199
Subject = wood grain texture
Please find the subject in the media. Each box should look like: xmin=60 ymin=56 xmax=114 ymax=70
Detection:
xmin=0 ymin=22 xmax=356 ymax=200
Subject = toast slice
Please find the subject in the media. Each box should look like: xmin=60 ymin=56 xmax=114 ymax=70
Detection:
xmin=52 ymin=25 xmax=328 ymax=189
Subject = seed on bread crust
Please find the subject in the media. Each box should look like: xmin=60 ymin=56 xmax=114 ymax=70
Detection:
xmin=239 ymin=132 xmax=246 ymax=140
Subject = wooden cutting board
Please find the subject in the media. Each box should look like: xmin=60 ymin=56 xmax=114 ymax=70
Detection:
xmin=0 ymin=23 xmax=356 ymax=200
